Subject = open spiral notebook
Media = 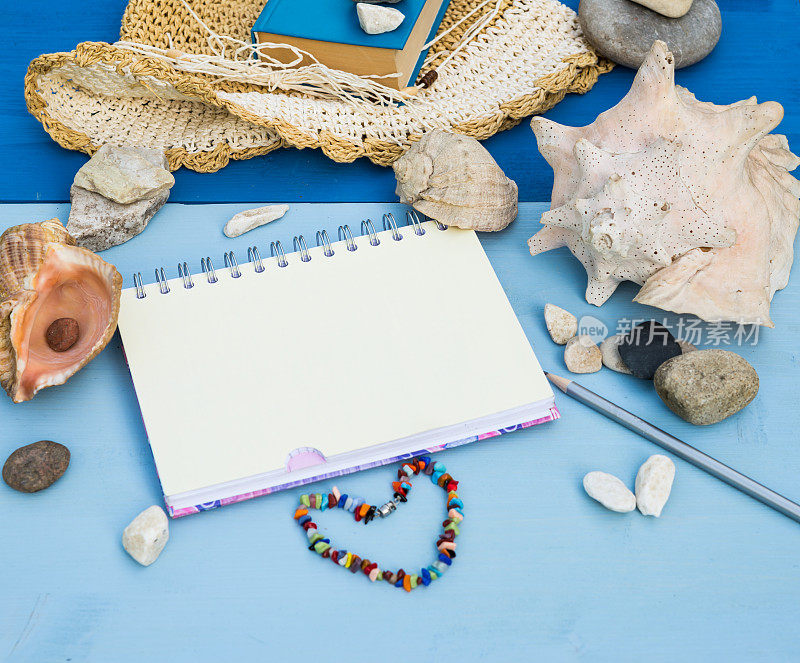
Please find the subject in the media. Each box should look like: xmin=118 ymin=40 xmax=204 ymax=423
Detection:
xmin=117 ymin=212 xmax=558 ymax=517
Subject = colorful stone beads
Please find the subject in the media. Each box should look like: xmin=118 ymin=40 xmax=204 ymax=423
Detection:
xmin=293 ymin=456 xmax=462 ymax=592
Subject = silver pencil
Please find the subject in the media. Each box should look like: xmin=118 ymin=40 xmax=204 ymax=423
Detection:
xmin=546 ymin=371 xmax=800 ymax=524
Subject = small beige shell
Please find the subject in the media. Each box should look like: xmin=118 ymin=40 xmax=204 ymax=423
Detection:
xmin=393 ymin=130 xmax=518 ymax=231
xmin=0 ymin=219 xmax=122 ymax=402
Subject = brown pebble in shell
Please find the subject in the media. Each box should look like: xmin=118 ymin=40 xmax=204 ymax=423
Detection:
xmin=46 ymin=317 xmax=80 ymax=352
xmin=2 ymin=440 xmax=70 ymax=493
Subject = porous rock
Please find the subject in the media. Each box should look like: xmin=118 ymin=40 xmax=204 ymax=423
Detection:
xmin=617 ymin=321 xmax=682 ymax=379
xmin=122 ymin=505 xmax=170 ymax=566
xmin=73 ymin=144 xmax=174 ymax=205
xmin=600 ymin=334 xmax=632 ymax=374
xmin=583 ymin=471 xmax=636 ymax=512
xmin=2 ymin=440 xmax=70 ymax=493
xmin=631 ymin=0 xmax=693 ymax=18
xmin=544 ymin=303 xmax=577 ymax=345
xmin=67 ymin=184 xmax=169 ymax=252
xmin=635 ymin=454 xmax=675 ymax=517
xmin=654 ymin=349 xmax=759 ymax=425
xmin=223 ymin=204 xmax=289 ymax=238
xmin=357 ymin=3 xmax=405 ymax=34
xmin=564 ymin=335 xmax=602 ymax=373
xmin=578 ymin=0 xmax=721 ymax=69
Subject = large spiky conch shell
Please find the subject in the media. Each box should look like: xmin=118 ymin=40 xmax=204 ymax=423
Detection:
xmin=0 ymin=219 xmax=122 ymax=402
xmin=529 ymin=41 xmax=800 ymax=327
xmin=394 ymin=129 xmax=518 ymax=231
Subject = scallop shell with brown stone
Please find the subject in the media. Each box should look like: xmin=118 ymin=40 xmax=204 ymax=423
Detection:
xmin=0 ymin=218 xmax=122 ymax=402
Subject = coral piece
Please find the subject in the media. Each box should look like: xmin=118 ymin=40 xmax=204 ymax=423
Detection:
xmin=0 ymin=219 xmax=122 ymax=403
xmin=394 ymin=130 xmax=518 ymax=232
xmin=529 ymin=41 xmax=800 ymax=327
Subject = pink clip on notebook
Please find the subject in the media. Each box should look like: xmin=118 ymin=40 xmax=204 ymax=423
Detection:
xmin=117 ymin=214 xmax=558 ymax=517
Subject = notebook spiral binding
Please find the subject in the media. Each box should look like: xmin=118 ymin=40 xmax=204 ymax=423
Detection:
xmin=133 ymin=211 xmax=447 ymax=299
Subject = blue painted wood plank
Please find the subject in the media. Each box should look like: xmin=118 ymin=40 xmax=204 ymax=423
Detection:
xmin=1 ymin=1 xmax=798 ymax=203
xmin=1 ymin=202 xmax=800 ymax=662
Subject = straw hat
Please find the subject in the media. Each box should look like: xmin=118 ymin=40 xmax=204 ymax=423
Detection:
xmin=24 ymin=0 xmax=611 ymax=172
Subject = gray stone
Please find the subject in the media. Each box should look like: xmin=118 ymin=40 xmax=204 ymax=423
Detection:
xmin=578 ymin=0 xmax=721 ymax=69
xmin=352 ymin=0 xmax=403 ymax=4
xmin=654 ymin=349 xmax=759 ymax=425
xmin=73 ymin=144 xmax=174 ymax=205
xmin=67 ymin=184 xmax=169 ymax=252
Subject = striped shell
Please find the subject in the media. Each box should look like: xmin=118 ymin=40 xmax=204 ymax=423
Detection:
xmin=0 ymin=219 xmax=122 ymax=402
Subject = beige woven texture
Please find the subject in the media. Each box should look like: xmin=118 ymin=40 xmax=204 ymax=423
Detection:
xmin=24 ymin=0 xmax=612 ymax=171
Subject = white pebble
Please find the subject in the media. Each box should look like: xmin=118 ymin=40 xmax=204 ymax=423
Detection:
xmin=223 ymin=204 xmax=289 ymax=238
xmin=564 ymin=335 xmax=602 ymax=373
xmin=583 ymin=471 xmax=636 ymax=512
xmin=356 ymin=3 xmax=404 ymax=34
xmin=122 ymin=505 xmax=169 ymax=566
xmin=544 ymin=303 xmax=577 ymax=344
xmin=635 ymin=454 xmax=676 ymax=517
xmin=600 ymin=333 xmax=632 ymax=374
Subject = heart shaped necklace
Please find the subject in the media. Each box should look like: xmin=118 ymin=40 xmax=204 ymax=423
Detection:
xmin=293 ymin=456 xmax=463 ymax=592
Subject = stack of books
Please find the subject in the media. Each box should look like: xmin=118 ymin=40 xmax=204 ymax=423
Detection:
xmin=252 ymin=0 xmax=452 ymax=90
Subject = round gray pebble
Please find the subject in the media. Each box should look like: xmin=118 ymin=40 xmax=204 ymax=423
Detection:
xmin=654 ymin=349 xmax=758 ymax=425
xmin=578 ymin=0 xmax=722 ymax=69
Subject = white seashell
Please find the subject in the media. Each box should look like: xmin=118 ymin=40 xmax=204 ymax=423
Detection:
xmin=122 ymin=505 xmax=169 ymax=566
xmin=600 ymin=334 xmax=632 ymax=374
xmin=223 ymin=204 xmax=289 ymax=238
xmin=393 ymin=130 xmax=518 ymax=231
xmin=356 ymin=3 xmax=404 ymax=35
xmin=564 ymin=335 xmax=602 ymax=374
xmin=529 ymin=41 xmax=800 ymax=327
xmin=544 ymin=303 xmax=577 ymax=345
xmin=635 ymin=454 xmax=676 ymax=517
xmin=583 ymin=471 xmax=636 ymax=513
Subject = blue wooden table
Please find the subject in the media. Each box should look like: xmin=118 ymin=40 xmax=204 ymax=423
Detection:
xmin=2 ymin=2 xmax=800 ymax=662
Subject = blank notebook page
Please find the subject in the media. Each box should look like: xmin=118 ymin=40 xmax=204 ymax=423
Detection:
xmin=118 ymin=224 xmax=552 ymax=497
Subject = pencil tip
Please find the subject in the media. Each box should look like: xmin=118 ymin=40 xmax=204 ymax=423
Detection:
xmin=545 ymin=371 xmax=571 ymax=393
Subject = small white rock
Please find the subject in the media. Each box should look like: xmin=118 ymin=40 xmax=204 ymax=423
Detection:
xmin=635 ymin=454 xmax=676 ymax=517
xmin=356 ymin=3 xmax=405 ymax=34
xmin=583 ymin=471 xmax=636 ymax=512
xmin=223 ymin=204 xmax=289 ymax=238
xmin=122 ymin=505 xmax=169 ymax=566
xmin=600 ymin=333 xmax=632 ymax=374
xmin=564 ymin=335 xmax=602 ymax=373
xmin=630 ymin=0 xmax=693 ymax=18
xmin=544 ymin=303 xmax=577 ymax=345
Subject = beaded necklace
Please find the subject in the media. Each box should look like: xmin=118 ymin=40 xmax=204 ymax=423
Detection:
xmin=293 ymin=456 xmax=463 ymax=592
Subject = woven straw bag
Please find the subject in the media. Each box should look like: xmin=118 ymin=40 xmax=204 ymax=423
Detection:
xmin=24 ymin=0 xmax=612 ymax=172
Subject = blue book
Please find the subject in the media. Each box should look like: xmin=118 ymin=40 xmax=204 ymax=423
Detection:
xmin=252 ymin=0 xmax=452 ymax=89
